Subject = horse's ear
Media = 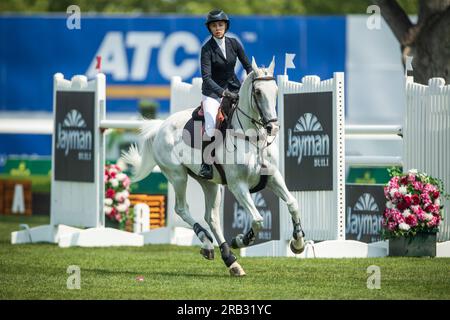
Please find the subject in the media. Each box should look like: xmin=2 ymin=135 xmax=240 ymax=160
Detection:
xmin=251 ymin=56 xmax=259 ymax=74
xmin=268 ymin=56 xmax=275 ymax=75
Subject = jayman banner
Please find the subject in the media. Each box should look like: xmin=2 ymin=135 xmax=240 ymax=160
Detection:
xmin=0 ymin=15 xmax=345 ymax=114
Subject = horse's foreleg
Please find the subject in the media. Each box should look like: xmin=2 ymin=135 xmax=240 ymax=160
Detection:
xmin=266 ymin=169 xmax=305 ymax=254
xmin=228 ymin=183 xmax=264 ymax=249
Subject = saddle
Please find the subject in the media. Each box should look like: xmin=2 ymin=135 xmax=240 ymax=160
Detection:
xmin=192 ymin=96 xmax=236 ymax=135
xmin=183 ymin=96 xmax=236 ymax=150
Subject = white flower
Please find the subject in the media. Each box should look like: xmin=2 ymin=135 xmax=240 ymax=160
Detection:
xmin=389 ymin=188 xmax=398 ymax=198
xmin=408 ymin=169 xmax=418 ymax=175
xmin=104 ymin=206 xmax=112 ymax=214
xmin=402 ymin=209 xmax=411 ymax=218
xmin=116 ymin=173 xmax=127 ymax=181
xmin=124 ymin=199 xmax=131 ymax=207
xmin=115 ymin=192 xmax=124 ymax=202
xmin=116 ymin=203 xmax=129 ymax=212
xmin=386 ymin=201 xmax=394 ymax=209
xmin=434 ymin=199 xmax=440 ymax=206
xmin=399 ymin=186 xmax=407 ymax=194
xmin=424 ymin=213 xmax=434 ymax=221
xmin=399 ymin=223 xmax=410 ymax=231
xmin=104 ymin=198 xmax=113 ymax=206
xmin=110 ymin=179 xmax=119 ymax=188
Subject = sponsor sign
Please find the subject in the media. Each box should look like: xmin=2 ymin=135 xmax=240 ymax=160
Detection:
xmin=223 ymin=188 xmax=280 ymax=246
xmin=284 ymin=92 xmax=333 ymax=191
xmin=54 ymin=91 xmax=95 ymax=182
xmin=345 ymin=184 xmax=386 ymax=243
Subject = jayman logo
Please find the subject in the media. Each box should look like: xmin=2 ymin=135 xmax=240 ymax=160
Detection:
xmin=232 ymin=193 xmax=273 ymax=240
xmin=63 ymin=110 xmax=86 ymax=128
xmin=354 ymin=193 xmax=379 ymax=211
xmin=347 ymin=192 xmax=382 ymax=241
xmin=56 ymin=109 xmax=92 ymax=157
xmin=286 ymin=113 xmax=330 ymax=165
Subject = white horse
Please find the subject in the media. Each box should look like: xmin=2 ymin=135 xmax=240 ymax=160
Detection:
xmin=122 ymin=57 xmax=305 ymax=276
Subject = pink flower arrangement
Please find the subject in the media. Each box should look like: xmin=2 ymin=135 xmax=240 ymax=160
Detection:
xmin=382 ymin=168 xmax=446 ymax=238
xmin=104 ymin=164 xmax=131 ymax=228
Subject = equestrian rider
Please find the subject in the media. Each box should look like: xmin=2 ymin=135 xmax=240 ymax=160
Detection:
xmin=199 ymin=9 xmax=253 ymax=179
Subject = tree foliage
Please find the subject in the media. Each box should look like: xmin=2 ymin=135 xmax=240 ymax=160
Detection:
xmin=0 ymin=0 xmax=418 ymax=15
xmin=374 ymin=0 xmax=450 ymax=84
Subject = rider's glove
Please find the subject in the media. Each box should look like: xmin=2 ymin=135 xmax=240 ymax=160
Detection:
xmin=222 ymin=89 xmax=239 ymax=100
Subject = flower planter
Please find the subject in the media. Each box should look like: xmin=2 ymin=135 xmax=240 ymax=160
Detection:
xmin=388 ymin=232 xmax=437 ymax=257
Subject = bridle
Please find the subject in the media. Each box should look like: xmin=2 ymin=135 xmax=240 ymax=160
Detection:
xmin=234 ymin=75 xmax=278 ymax=131
xmin=227 ymin=74 xmax=278 ymax=151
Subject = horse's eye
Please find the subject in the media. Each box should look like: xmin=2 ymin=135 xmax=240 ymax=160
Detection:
xmin=255 ymin=89 xmax=261 ymax=95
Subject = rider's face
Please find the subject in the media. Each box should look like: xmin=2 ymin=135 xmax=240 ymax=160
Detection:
xmin=209 ymin=21 xmax=226 ymax=38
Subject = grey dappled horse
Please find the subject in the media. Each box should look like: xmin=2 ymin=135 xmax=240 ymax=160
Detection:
xmin=122 ymin=57 xmax=305 ymax=276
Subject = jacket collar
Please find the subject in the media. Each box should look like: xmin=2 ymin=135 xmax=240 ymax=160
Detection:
xmin=209 ymin=36 xmax=228 ymax=62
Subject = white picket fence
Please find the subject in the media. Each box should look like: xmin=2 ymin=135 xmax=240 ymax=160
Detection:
xmin=9 ymin=72 xmax=449 ymax=251
xmin=404 ymin=77 xmax=450 ymax=242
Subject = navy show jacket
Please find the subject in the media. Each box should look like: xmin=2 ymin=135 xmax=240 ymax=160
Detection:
xmin=200 ymin=36 xmax=253 ymax=99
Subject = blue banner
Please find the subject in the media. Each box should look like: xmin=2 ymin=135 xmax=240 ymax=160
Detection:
xmin=1 ymin=15 xmax=345 ymax=113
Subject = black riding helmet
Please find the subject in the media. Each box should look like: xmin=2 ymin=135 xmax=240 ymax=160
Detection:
xmin=205 ymin=9 xmax=229 ymax=33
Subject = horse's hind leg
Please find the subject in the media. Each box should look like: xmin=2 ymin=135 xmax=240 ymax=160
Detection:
xmin=162 ymin=167 xmax=214 ymax=256
xmin=266 ymin=169 xmax=305 ymax=254
xmin=197 ymin=180 xmax=245 ymax=276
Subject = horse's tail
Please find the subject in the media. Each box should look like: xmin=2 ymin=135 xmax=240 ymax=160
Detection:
xmin=121 ymin=119 xmax=164 ymax=183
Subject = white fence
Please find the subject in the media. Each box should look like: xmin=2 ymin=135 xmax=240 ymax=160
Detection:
xmin=404 ymin=77 xmax=450 ymax=242
xmin=9 ymin=72 xmax=449 ymax=250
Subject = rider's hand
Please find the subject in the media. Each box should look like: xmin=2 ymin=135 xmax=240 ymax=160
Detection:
xmin=222 ymin=89 xmax=239 ymax=100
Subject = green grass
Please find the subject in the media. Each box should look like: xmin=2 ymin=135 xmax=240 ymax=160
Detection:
xmin=1 ymin=215 xmax=449 ymax=300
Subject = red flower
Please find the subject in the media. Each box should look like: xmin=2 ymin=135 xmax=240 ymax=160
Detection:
xmin=403 ymin=196 xmax=412 ymax=207
xmin=400 ymin=176 xmax=408 ymax=185
xmin=397 ymin=201 xmax=407 ymax=211
xmin=411 ymin=194 xmax=420 ymax=205
xmin=433 ymin=191 xmax=440 ymax=199
xmin=405 ymin=214 xmax=418 ymax=227
xmin=106 ymin=188 xmax=115 ymax=198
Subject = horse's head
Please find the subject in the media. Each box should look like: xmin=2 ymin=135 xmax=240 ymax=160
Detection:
xmin=250 ymin=56 xmax=279 ymax=136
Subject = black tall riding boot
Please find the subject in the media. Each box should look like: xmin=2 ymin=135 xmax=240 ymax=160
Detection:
xmin=199 ymin=137 xmax=213 ymax=180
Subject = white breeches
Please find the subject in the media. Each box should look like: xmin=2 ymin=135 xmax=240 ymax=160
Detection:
xmin=202 ymin=95 xmax=222 ymax=137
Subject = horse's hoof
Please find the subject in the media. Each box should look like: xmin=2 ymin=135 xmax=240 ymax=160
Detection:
xmin=290 ymin=238 xmax=305 ymax=254
xmin=200 ymin=248 xmax=214 ymax=260
xmin=228 ymin=261 xmax=246 ymax=277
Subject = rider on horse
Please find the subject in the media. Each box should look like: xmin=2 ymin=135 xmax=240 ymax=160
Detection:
xmin=199 ymin=9 xmax=253 ymax=179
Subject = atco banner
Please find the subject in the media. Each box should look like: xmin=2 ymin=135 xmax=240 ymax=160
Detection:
xmin=223 ymin=189 xmax=280 ymax=246
xmin=54 ymin=91 xmax=95 ymax=182
xmin=345 ymin=184 xmax=385 ymax=243
xmin=0 ymin=15 xmax=345 ymax=114
xmin=283 ymin=92 xmax=333 ymax=191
